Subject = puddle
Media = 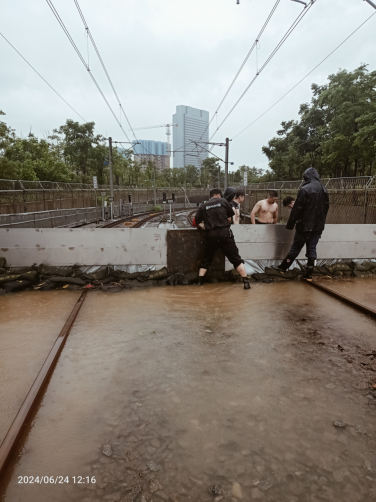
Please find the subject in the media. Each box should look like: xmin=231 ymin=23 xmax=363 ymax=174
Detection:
xmin=1 ymin=283 xmax=375 ymax=501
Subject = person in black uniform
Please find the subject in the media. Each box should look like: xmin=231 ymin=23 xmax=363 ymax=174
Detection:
xmin=272 ymin=167 xmax=330 ymax=280
xmin=194 ymin=189 xmax=250 ymax=289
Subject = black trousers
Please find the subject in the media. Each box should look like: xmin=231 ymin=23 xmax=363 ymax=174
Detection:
xmin=200 ymin=227 xmax=244 ymax=270
xmin=288 ymin=230 xmax=323 ymax=260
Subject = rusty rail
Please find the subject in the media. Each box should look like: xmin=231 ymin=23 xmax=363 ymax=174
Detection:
xmin=0 ymin=290 xmax=88 ymax=478
xmin=102 ymin=211 xmax=163 ymax=228
xmin=304 ymin=279 xmax=376 ymax=319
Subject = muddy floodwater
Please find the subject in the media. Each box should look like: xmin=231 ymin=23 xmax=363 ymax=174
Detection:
xmin=1 ymin=282 xmax=375 ymax=501
xmin=317 ymin=278 xmax=376 ymax=311
xmin=0 ymin=291 xmax=81 ymax=443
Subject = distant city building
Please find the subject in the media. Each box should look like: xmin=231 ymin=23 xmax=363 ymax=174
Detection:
xmin=132 ymin=139 xmax=170 ymax=169
xmin=172 ymin=106 xmax=209 ymax=169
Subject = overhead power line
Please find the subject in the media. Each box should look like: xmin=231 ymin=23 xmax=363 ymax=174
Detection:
xmin=209 ymin=0 xmax=317 ymax=143
xmin=193 ymin=0 xmax=282 ymax=159
xmin=46 ymin=0 xmax=133 ymax=144
xmin=73 ymin=0 xmax=138 ymax=143
xmin=231 ymin=11 xmax=376 ymax=141
xmin=0 ymin=32 xmax=87 ymax=123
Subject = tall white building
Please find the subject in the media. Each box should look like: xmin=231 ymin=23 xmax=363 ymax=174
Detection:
xmin=172 ymin=106 xmax=209 ymax=169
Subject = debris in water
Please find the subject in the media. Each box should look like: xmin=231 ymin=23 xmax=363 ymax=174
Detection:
xmin=123 ymin=486 xmax=142 ymax=502
xmin=209 ymin=485 xmax=222 ymax=496
xmin=334 ymin=421 xmax=346 ymax=428
xmin=232 ymin=481 xmax=243 ymax=498
xmin=150 ymin=478 xmax=160 ymax=492
xmin=147 ymin=460 xmax=159 ymax=471
xmin=102 ymin=444 xmax=113 ymax=456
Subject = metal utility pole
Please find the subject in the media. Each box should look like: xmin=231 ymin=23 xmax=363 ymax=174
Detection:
xmin=364 ymin=0 xmax=376 ymax=8
xmin=153 ymin=164 xmax=157 ymax=207
xmin=108 ymin=137 xmax=114 ymax=220
xmin=224 ymin=138 xmax=230 ymax=191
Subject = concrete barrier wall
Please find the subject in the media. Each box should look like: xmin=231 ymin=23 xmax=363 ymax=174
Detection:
xmin=225 ymin=224 xmax=376 ymax=270
xmin=0 ymin=228 xmax=168 ymax=267
xmin=0 ymin=225 xmax=375 ymax=268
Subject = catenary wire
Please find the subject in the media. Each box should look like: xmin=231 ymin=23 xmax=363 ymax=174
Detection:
xmin=46 ymin=0 xmax=133 ymax=144
xmin=73 ymin=0 xmax=139 ymax=144
xmin=209 ymin=0 xmax=317 ymax=144
xmin=192 ymin=0 xmax=282 ymax=161
xmin=0 ymin=32 xmax=88 ymax=123
xmin=201 ymin=0 xmax=281 ymax=139
xmin=231 ymin=12 xmax=376 ymax=140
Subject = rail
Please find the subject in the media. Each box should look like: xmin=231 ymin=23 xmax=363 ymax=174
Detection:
xmin=0 ymin=290 xmax=88 ymax=478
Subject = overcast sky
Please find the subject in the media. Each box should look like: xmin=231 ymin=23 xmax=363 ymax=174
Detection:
xmin=1 ymin=0 xmax=376 ymax=174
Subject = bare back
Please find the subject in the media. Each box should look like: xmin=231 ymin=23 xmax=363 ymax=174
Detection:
xmin=251 ymin=199 xmax=278 ymax=224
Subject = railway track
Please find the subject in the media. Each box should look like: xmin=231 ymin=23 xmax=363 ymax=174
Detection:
xmin=101 ymin=211 xmax=164 ymax=229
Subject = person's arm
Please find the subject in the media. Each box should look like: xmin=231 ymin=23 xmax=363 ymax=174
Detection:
xmin=250 ymin=201 xmax=261 ymax=224
xmin=286 ymin=189 xmax=307 ymax=230
xmin=233 ymin=207 xmax=240 ymax=225
xmin=195 ymin=207 xmax=204 ymax=226
xmin=273 ymin=204 xmax=279 ymax=224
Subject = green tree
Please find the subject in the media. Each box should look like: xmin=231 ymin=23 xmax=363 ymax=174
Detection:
xmin=262 ymin=65 xmax=376 ymax=180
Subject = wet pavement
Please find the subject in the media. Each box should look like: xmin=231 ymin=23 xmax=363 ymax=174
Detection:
xmin=0 ymin=282 xmax=375 ymax=501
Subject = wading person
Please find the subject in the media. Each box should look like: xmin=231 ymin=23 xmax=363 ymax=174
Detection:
xmin=194 ymin=189 xmax=250 ymax=289
xmin=272 ymin=167 xmax=329 ymax=280
xmin=250 ymin=190 xmax=279 ymax=224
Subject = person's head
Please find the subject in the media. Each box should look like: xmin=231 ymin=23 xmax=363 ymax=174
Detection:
xmin=283 ymin=196 xmax=295 ymax=209
xmin=267 ymin=190 xmax=278 ymax=204
xmin=223 ymin=187 xmax=236 ymax=203
xmin=210 ymin=188 xmax=222 ymax=199
xmin=234 ymin=189 xmax=245 ymax=203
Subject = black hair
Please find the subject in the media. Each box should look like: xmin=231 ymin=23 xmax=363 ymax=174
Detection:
xmin=268 ymin=190 xmax=278 ymax=198
xmin=283 ymin=195 xmax=295 ymax=207
xmin=235 ymin=189 xmax=245 ymax=198
xmin=210 ymin=189 xmax=223 ymax=198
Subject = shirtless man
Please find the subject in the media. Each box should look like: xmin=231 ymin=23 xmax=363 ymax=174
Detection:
xmin=250 ymin=190 xmax=279 ymax=224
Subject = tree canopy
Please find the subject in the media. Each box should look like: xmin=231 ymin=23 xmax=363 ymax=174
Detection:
xmin=262 ymin=65 xmax=376 ymax=180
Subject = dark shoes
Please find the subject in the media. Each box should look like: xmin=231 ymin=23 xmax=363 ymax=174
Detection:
xmin=301 ymin=267 xmax=313 ymax=280
xmin=197 ymin=276 xmax=205 ymax=286
xmin=243 ymin=278 xmax=251 ymax=290
xmin=271 ymin=257 xmax=294 ymax=274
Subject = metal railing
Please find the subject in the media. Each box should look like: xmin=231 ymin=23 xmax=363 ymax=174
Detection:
xmin=0 ymin=176 xmax=375 ymax=224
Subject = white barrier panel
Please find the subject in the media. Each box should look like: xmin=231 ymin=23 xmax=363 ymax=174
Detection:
xmin=0 ymin=228 xmax=168 ymax=267
xmin=225 ymin=224 xmax=376 ymax=270
xmin=0 ymin=225 xmax=375 ymax=267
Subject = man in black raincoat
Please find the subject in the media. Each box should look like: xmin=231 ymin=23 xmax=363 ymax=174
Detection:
xmin=272 ymin=167 xmax=329 ymax=280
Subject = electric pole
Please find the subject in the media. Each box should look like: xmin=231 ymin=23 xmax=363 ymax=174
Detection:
xmin=108 ymin=137 xmax=114 ymax=219
xmin=153 ymin=163 xmax=157 ymax=207
xmin=224 ymin=138 xmax=230 ymax=191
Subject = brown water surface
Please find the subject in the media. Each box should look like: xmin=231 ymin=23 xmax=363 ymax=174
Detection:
xmin=0 ymin=291 xmax=81 ymax=443
xmin=1 ymin=283 xmax=375 ymax=502
xmin=317 ymin=277 xmax=376 ymax=311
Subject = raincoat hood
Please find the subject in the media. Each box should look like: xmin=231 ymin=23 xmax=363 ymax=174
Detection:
xmin=303 ymin=167 xmax=320 ymax=183
xmin=223 ymin=187 xmax=236 ymax=203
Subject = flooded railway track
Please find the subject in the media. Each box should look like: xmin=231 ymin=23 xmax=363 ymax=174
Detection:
xmin=0 ymin=281 xmax=375 ymax=501
xmin=0 ymin=291 xmax=88 ymax=477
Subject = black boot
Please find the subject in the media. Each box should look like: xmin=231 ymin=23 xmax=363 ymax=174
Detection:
xmin=197 ymin=276 xmax=205 ymax=286
xmin=271 ymin=256 xmax=295 ymax=274
xmin=243 ymin=277 xmax=251 ymax=290
xmin=301 ymin=257 xmax=315 ymax=280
